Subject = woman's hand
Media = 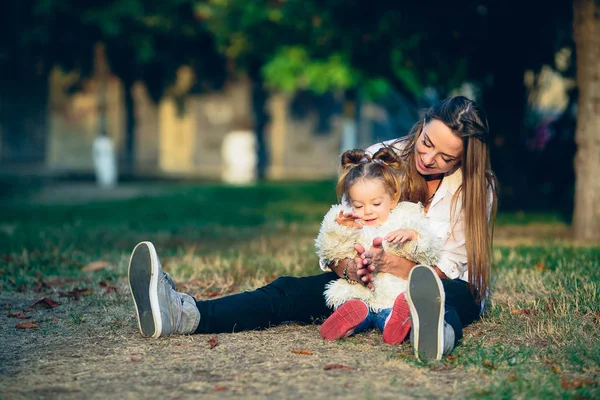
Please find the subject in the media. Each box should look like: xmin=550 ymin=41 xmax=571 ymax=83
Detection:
xmin=362 ymin=237 xmax=417 ymax=280
xmin=335 ymin=210 xmax=363 ymax=229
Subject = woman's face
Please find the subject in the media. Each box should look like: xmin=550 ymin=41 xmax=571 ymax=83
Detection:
xmin=414 ymin=119 xmax=463 ymax=177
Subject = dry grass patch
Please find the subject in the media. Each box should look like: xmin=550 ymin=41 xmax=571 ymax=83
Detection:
xmin=1 ymin=183 xmax=598 ymax=398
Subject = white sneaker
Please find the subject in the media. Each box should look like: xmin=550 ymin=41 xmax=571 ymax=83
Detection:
xmin=128 ymin=241 xmax=200 ymax=337
xmin=406 ymin=265 xmax=447 ymax=361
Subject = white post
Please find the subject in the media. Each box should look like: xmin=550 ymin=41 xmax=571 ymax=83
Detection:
xmin=93 ymin=135 xmax=117 ymax=187
xmin=221 ymin=130 xmax=257 ymax=184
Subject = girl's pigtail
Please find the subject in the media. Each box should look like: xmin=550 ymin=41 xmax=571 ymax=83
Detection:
xmin=372 ymin=147 xmax=405 ymax=174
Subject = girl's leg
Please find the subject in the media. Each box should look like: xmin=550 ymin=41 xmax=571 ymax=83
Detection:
xmin=320 ymin=300 xmax=371 ymax=340
xmin=195 ymin=273 xmax=338 ymax=333
xmin=373 ymin=308 xmax=391 ymax=333
xmin=380 ymin=293 xmax=412 ymax=344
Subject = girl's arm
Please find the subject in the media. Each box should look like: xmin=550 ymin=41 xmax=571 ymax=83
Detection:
xmin=316 ymin=204 xmax=361 ymax=272
xmin=383 ymin=202 xmax=441 ymax=266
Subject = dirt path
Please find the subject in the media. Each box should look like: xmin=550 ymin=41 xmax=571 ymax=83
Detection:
xmin=0 ymin=284 xmax=483 ymax=399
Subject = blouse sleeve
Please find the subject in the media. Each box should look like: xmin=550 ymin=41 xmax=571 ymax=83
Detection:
xmin=435 ymin=182 xmax=495 ymax=279
xmin=435 ymin=207 xmax=468 ymax=279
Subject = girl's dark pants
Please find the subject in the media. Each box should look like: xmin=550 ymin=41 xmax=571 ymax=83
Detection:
xmin=194 ymin=272 xmax=481 ymax=342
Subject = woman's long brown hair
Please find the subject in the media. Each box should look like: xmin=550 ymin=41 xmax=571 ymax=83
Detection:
xmin=395 ymin=96 xmax=499 ymax=302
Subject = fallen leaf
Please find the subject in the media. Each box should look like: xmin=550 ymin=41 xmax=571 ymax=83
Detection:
xmin=131 ymin=356 xmax=142 ymax=363
xmin=560 ymin=376 xmax=597 ymax=390
xmin=32 ymin=298 xmax=60 ymax=309
xmin=59 ymin=288 xmax=93 ymax=300
xmin=535 ymin=262 xmax=545 ymax=272
xmin=324 ymin=364 xmax=355 ymax=371
xmin=105 ymin=285 xmax=117 ymax=293
xmin=595 ymin=312 xmax=600 ymax=324
xmin=8 ymin=312 xmax=23 ymax=318
xmin=212 ymin=386 xmax=227 ymax=392
xmin=506 ymin=375 xmax=517 ymax=382
xmin=22 ymin=307 xmax=37 ymax=313
xmin=445 ymin=354 xmax=459 ymax=361
xmin=208 ymin=337 xmax=219 ymax=349
xmin=82 ymin=260 xmax=113 ymax=272
xmin=34 ymin=279 xmax=48 ymax=292
xmin=205 ymin=291 xmax=221 ymax=298
xmin=482 ymin=359 xmax=496 ymax=369
xmin=291 ymin=349 xmax=313 ymax=355
xmin=16 ymin=321 xmax=39 ymax=329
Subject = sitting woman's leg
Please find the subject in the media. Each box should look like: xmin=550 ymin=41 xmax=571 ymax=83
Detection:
xmin=195 ymin=273 xmax=337 ymax=333
xmin=129 ymin=241 xmax=337 ymax=337
xmin=441 ymin=277 xmax=482 ymax=342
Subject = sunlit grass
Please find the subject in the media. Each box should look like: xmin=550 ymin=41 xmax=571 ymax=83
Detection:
xmin=0 ymin=181 xmax=598 ymax=398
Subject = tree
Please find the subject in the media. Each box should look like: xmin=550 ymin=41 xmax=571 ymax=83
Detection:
xmin=572 ymin=0 xmax=600 ymax=240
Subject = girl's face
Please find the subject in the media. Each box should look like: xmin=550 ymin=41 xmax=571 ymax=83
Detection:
xmin=415 ymin=119 xmax=463 ymax=177
xmin=348 ymin=179 xmax=399 ymax=226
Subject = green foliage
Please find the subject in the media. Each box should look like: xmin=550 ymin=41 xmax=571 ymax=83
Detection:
xmin=262 ymin=47 xmax=357 ymax=94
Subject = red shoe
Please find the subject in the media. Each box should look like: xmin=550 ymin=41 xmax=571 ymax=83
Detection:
xmin=382 ymin=293 xmax=412 ymax=344
xmin=320 ymin=300 xmax=369 ymax=341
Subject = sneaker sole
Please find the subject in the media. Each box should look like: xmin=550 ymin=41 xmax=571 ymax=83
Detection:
xmin=320 ymin=300 xmax=369 ymax=341
xmin=382 ymin=292 xmax=411 ymax=344
xmin=406 ymin=265 xmax=445 ymax=361
xmin=128 ymin=242 xmax=162 ymax=338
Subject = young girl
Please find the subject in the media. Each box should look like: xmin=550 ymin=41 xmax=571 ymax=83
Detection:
xmin=315 ymin=148 xmax=441 ymax=343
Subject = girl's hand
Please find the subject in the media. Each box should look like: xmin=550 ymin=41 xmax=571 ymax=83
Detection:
xmin=354 ymin=243 xmax=375 ymax=291
xmin=363 ymin=237 xmax=417 ymax=280
xmin=385 ymin=229 xmax=417 ymax=244
xmin=335 ymin=210 xmax=363 ymax=229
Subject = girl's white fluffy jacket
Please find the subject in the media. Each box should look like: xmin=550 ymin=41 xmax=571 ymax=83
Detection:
xmin=315 ymin=201 xmax=441 ymax=312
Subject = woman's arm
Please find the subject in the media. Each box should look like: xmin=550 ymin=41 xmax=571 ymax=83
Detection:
xmin=359 ymin=237 xmax=448 ymax=280
xmin=326 ymin=254 xmax=371 ymax=287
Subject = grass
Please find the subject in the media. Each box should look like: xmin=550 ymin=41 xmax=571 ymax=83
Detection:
xmin=0 ymin=180 xmax=598 ymax=399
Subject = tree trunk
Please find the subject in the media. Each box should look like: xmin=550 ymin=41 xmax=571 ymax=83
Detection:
xmin=123 ymin=77 xmax=136 ymax=175
xmin=572 ymin=0 xmax=600 ymax=240
xmin=249 ymin=63 xmax=269 ymax=181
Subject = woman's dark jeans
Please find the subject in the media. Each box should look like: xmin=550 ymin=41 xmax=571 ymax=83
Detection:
xmin=195 ymin=272 xmax=338 ymax=333
xmin=442 ymin=278 xmax=481 ymax=345
xmin=194 ymin=272 xmax=481 ymax=339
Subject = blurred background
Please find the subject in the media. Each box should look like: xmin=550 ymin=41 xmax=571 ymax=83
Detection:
xmin=0 ymin=0 xmax=597 ymax=238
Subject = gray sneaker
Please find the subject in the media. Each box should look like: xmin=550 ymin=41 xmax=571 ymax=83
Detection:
xmin=128 ymin=241 xmax=200 ymax=338
xmin=406 ymin=265 xmax=447 ymax=361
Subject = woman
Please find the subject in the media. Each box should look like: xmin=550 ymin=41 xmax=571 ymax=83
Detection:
xmin=128 ymin=96 xmax=498 ymax=362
